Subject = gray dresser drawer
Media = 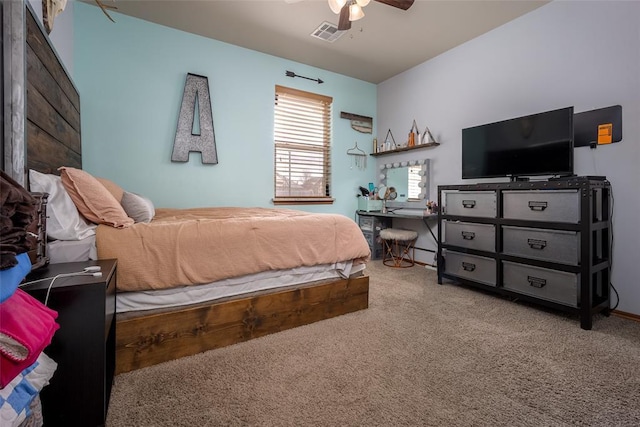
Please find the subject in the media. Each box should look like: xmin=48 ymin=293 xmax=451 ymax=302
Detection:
xmin=502 ymin=261 xmax=579 ymax=307
xmin=503 ymin=226 xmax=580 ymax=265
xmin=444 ymin=191 xmax=497 ymax=218
xmin=503 ymin=190 xmax=580 ymax=223
xmin=444 ymin=221 xmax=495 ymax=252
xmin=444 ymin=250 xmax=496 ymax=286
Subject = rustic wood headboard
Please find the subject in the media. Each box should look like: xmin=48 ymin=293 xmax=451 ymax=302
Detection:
xmin=25 ymin=5 xmax=81 ymax=175
xmin=2 ymin=3 xmax=81 ymax=182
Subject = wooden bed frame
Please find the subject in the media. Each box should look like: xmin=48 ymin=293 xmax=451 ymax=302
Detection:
xmin=116 ymin=274 xmax=369 ymax=373
xmin=14 ymin=4 xmax=370 ymax=374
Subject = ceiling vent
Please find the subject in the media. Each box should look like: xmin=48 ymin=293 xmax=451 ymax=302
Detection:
xmin=310 ymin=21 xmax=345 ymax=43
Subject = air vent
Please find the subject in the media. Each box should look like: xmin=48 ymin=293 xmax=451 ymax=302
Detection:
xmin=310 ymin=21 xmax=345 ymax=43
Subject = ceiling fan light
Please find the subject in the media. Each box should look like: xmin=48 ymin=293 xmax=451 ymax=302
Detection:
xmin=349 ymin=3 xmax=365 ymax=21
xmin=328 ymin=0 xmax=346 ymax=14
xmin=356 ymin=0 xmax=371 ymax=7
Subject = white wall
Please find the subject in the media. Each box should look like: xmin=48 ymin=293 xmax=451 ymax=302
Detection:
xmin=378 ymin=1 xmax=640 ymax=316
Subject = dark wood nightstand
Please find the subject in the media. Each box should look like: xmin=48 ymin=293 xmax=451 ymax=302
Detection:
xmin=23 ymin=259 xmax=117 ymax=427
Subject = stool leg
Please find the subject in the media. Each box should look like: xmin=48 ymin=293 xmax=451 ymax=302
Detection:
xmin=382 ymin=239 xmax=393 ymax=267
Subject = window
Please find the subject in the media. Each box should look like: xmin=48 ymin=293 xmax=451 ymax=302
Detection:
xmin=274 ymin=85 xmax=333 ymax=204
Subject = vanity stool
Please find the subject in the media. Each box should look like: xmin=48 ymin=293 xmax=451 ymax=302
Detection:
xmin=379 ymin=228 xmax=418 ymax=268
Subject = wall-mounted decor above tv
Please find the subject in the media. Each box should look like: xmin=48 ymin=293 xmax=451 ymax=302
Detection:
xmin=462 ymin=106 xmax=574 ymax=180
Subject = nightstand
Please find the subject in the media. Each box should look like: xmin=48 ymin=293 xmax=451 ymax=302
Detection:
xmin=23 ymin=259 xmax=117 ymax=427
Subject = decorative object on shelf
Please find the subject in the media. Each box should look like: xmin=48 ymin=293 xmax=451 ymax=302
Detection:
xmin=420 ymin=126 xmax=437 ymax=145
xmin=340 ymin=112 xmax=372 ymax=134
xmin=425 ymin=200 xmax=438 ymax=214
xmin=383 ymin=129 xmax=396 ymax=151
xmin=285 ymin=70 xmax=324 ymax=84
xmin=347 ymin=142 xmax=366 ymax=170
xmin=408 ymin=120 xmax=419 ymax=147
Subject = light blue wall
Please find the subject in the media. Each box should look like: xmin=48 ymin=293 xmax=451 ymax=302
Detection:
xmin=73 ymin=2 xmax=376 ymax=217
xmin=378 ymin=1 xmax=640 ymax=315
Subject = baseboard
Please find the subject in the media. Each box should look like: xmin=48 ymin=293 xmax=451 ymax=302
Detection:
xmin=414 ymin=260 xmax=437 ymax=270
xmin=612 ymin=309 xmax=640 ymax=323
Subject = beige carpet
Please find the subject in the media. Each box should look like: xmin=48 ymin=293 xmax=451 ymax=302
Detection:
xmin=107 ymin=261 xmax=640 ymax=426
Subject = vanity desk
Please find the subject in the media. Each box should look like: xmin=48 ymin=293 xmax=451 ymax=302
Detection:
xmin=356 ymin=209 xmax=438 ymax=241
xmin=358 ymin=156 xmax=436 ymax=262
xmin=356 ymin=209 xmax=439 ymax=261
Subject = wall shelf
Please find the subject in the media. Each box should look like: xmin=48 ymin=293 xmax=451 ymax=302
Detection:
xmin=370 ymin=142 xmax=440 ymax=157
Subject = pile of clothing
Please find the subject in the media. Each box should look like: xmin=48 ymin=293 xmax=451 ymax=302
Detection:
xmin=1 ymin=171 xmax=59 ymax=427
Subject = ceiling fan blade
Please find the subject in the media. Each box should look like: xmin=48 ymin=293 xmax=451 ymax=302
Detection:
xmin=374 ymin=0 xmax=414 ymax=10
xmin=337 ymin=5 xmax=351 ymax=31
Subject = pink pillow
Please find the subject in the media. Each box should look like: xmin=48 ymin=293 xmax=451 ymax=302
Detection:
xmin=96 ymin=177 xmax=125 ymax=203
xmin=59 ymin=167 xmax=134 ymax=228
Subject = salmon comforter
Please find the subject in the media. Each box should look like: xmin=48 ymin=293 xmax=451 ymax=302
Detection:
xmin=96 ymin=207 xmax=371 ymax=292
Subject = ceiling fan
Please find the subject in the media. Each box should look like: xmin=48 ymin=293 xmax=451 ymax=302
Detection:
xmin=288 ymin=0 xmax=415 ymax=31
xmin=331 ymin=0 xmax=414 ymax=30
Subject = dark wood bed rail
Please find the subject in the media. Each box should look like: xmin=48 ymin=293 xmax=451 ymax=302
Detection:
xmin=116 ymin=275 xmax=369 ymax=374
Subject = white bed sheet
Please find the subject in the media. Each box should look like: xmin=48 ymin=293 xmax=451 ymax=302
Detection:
xmin=116 ymin=261 xmax=365 ymax=314
xmin=46 ymin=236 xmax=97 ymax=264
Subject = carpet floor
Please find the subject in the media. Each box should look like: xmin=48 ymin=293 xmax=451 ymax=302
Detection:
xmin=106 ymin=261 xmax=640 ymax=426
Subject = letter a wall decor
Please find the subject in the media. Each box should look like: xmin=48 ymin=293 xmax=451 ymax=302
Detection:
xmin=172 ymin=73 xmax=218 ymax=164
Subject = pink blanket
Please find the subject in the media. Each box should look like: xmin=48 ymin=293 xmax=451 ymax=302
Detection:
xmin=0 ymin=289 xmax=59 ymax=388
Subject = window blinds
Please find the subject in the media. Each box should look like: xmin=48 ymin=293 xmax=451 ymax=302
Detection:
xmin=274 ymin=85 xmax=332 ymax=203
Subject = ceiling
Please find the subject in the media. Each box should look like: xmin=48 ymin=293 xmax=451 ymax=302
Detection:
xmin=89 ymin=0 xmax=549 ymax=84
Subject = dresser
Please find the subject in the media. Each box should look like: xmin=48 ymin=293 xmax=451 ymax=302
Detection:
xmin=437 ymin=178 xmax=611 ymax=330
xmin=23 ymin=259 xmax=117 ymax=426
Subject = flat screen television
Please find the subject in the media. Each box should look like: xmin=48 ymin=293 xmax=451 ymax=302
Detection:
xmin=462 ymin=106 xmax=574 ymax=180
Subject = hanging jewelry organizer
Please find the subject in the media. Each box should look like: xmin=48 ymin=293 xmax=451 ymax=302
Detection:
xmin=347 ymin=142 xmax=367 ymax=170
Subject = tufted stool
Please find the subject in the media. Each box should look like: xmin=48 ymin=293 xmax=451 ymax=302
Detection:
xmin=379 ymin=228 xmax=418 ymax=268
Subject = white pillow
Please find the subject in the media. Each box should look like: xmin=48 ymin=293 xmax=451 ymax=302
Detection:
xmin=29 ymin=170 xmax=97 ymax=241
xmin=121 ymin=191 xmax=155 ymax=223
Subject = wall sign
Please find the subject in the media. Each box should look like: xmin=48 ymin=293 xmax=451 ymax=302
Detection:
xmin=172 ymin=73 xmax=218 ymax=164
xmin=340 ymin=111 xmax=372 ymax=134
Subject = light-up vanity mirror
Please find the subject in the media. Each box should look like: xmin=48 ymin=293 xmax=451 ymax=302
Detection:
xmin=378 ymin=159 xmax=430 ymax=209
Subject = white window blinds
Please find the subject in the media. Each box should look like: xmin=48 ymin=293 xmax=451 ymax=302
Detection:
xmin=274 ymin=85 xmax=333 ymax=204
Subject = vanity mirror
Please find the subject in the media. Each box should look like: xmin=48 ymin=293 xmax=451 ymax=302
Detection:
xmin=378 ymin=159 xmax=430 ymax=208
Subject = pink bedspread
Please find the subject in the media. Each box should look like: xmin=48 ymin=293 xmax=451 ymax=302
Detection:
xmin=96 ymin=207 xmax=370 ymax=292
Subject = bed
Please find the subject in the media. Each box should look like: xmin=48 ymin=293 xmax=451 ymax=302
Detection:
xmin=15 ymin=3 xmax=371 ymax=375
xmin=27 ymin=167 xmax=371 ymax=376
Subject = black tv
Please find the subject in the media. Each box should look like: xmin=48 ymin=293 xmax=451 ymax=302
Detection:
xmin=462 ymin=106 xmax=574 ymax=180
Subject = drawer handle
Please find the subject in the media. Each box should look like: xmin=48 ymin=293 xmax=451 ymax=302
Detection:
xmin=527 ymin=238 xmax=547 ymax=250
xmin=461 ymin=231 xmax=476 ymax=240
xmin=462 ymin=200 xmax=476 ymax=209
xmin=462 ymin=262 xmax=476 ymax=272
xmin=527 ymin=276 xmax=547 ymax=288
xmin=528 ymin=201 xmax=548 ymax=211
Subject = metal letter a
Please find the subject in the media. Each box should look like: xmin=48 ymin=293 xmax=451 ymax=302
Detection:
xmin=172 ymin=73 xmax=218 ymax=164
